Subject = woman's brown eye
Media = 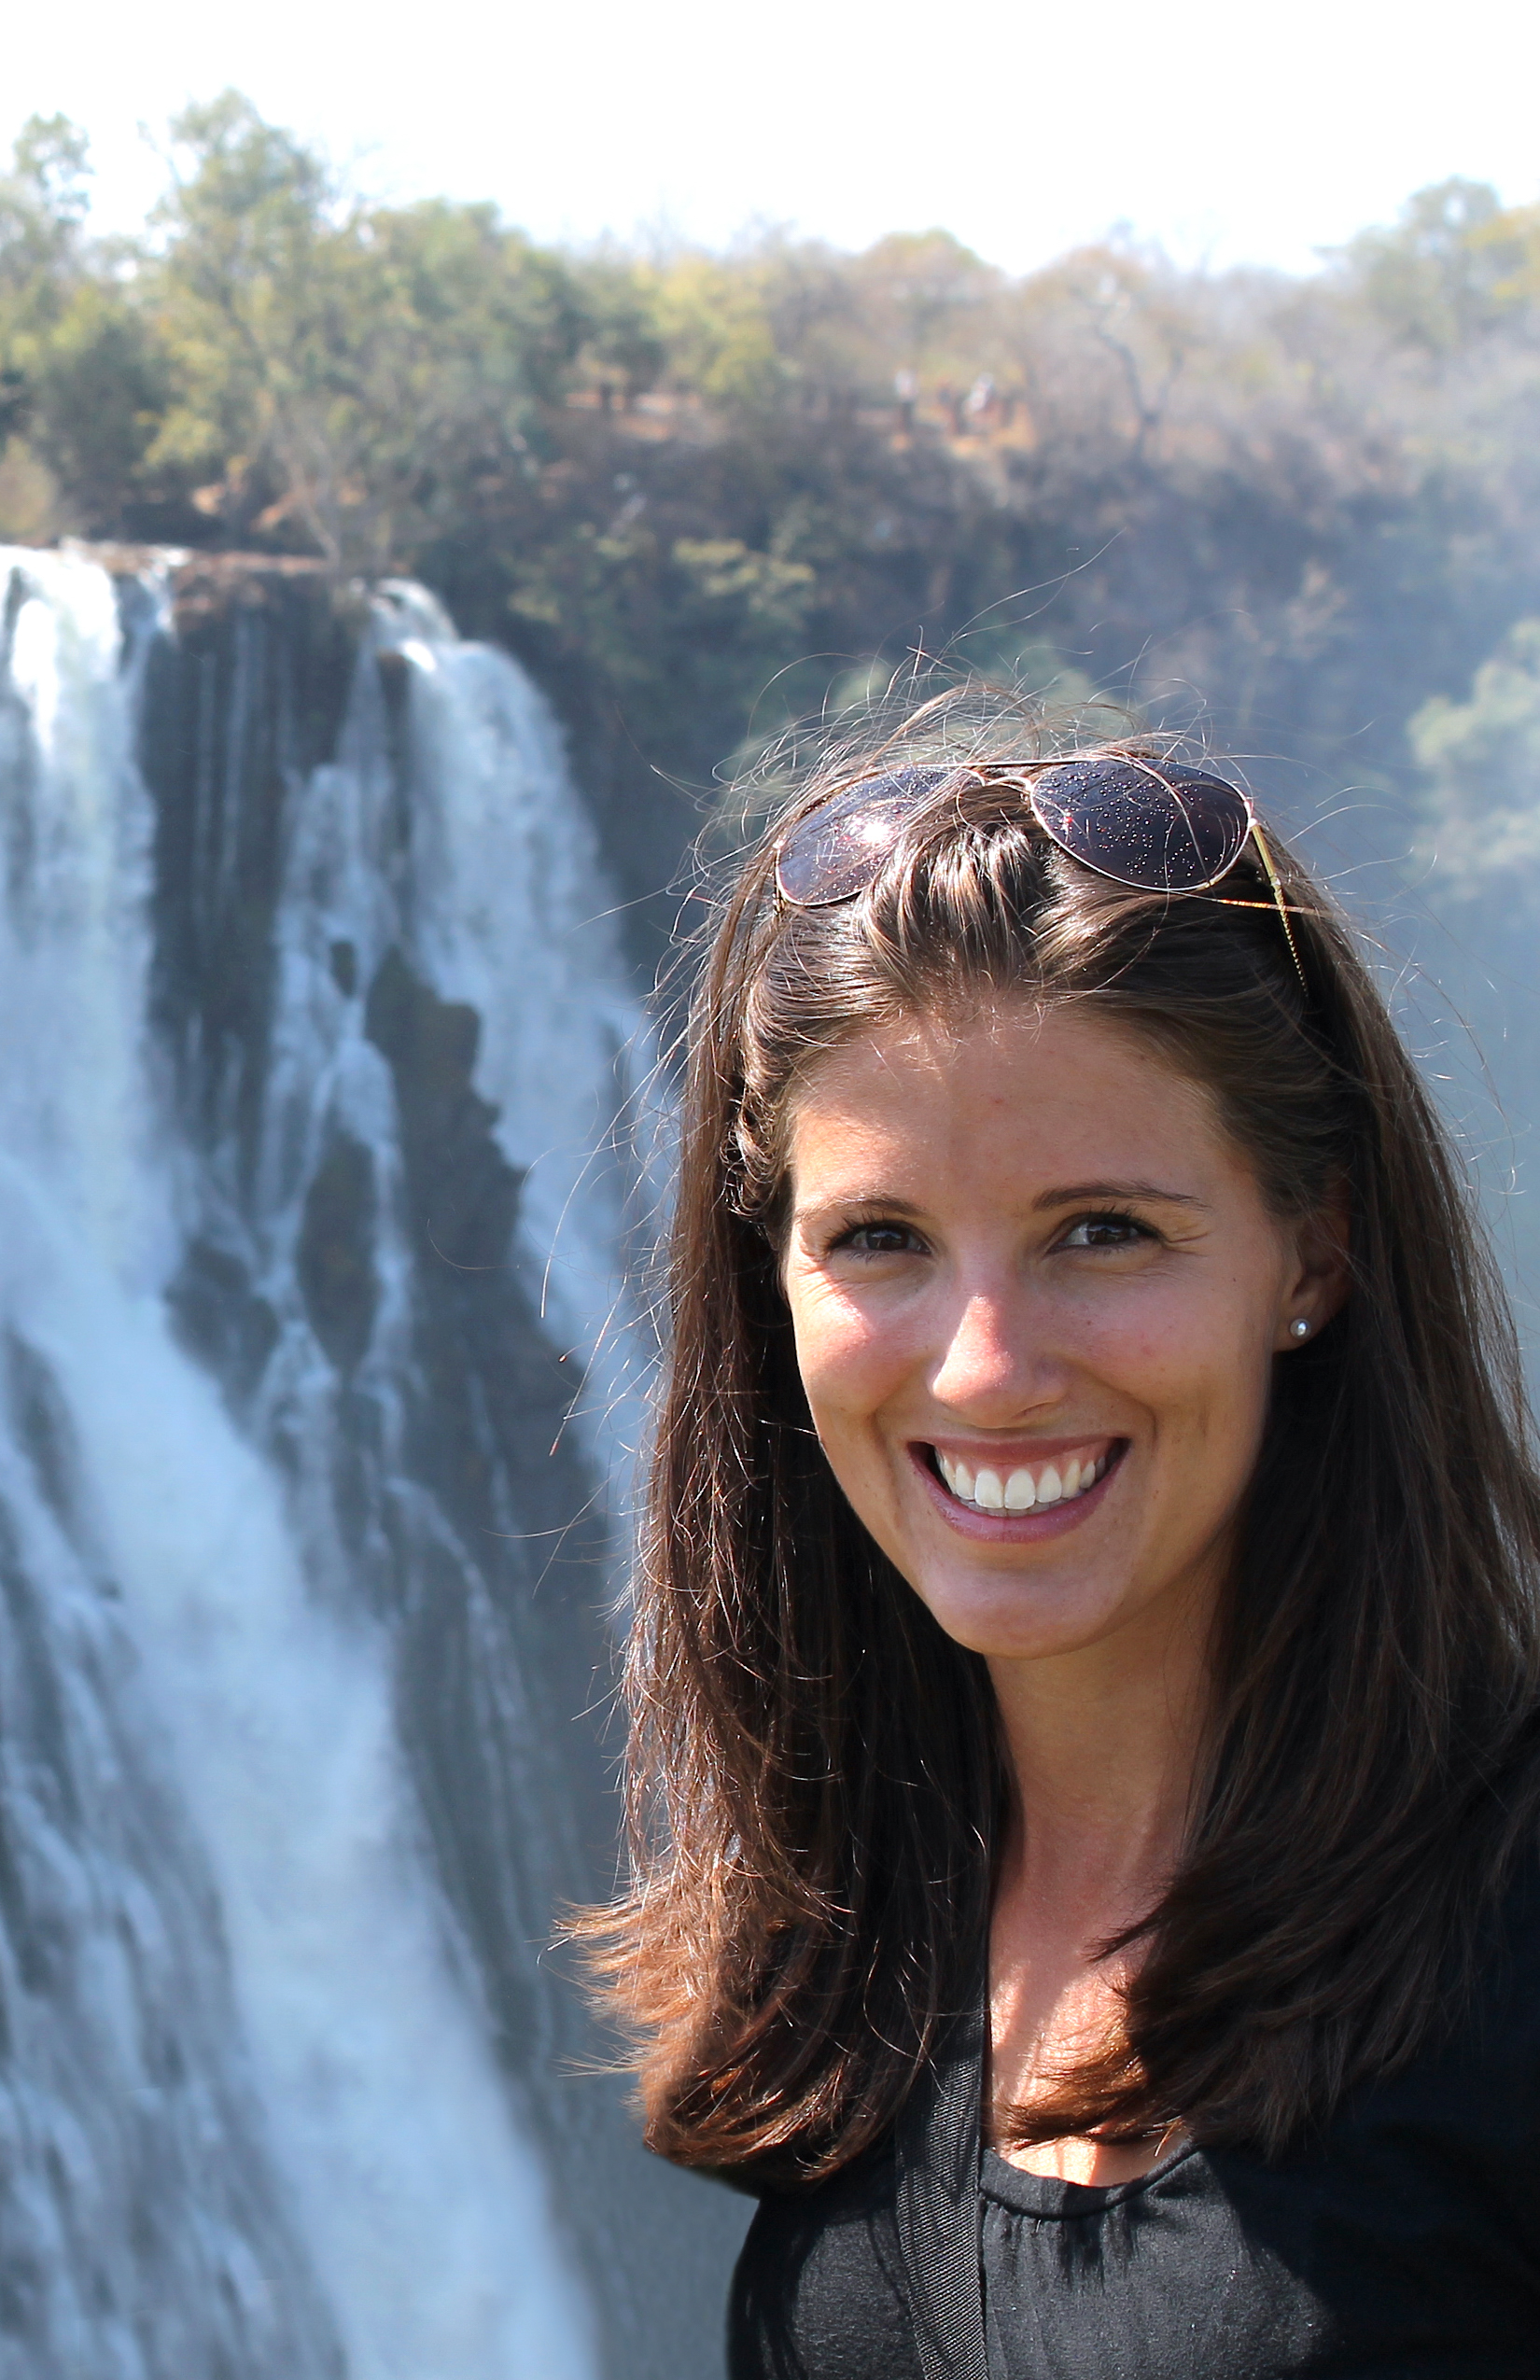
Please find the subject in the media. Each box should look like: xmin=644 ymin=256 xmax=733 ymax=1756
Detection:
xmin=844 ymin=1223 xmax=917 ymax=1255
xmin=1063 ymin=1213 xmax=1149 ymax=1249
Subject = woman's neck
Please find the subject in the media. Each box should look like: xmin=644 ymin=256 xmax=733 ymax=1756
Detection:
xmin=988 ymin=1588 xmax=1215 ymax=1941
xmin=984 ymin=1608 xmax=1214 ymax=2181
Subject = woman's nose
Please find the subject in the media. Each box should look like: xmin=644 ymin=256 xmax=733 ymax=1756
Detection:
xmin=929 ymin=1287 xmax=1055 ymax=1420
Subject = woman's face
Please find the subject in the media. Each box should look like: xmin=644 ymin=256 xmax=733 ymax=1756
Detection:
xmin=780 ymin=1001 xmax=1341 ymax=1672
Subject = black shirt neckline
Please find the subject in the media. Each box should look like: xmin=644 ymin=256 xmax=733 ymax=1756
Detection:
xmin=979 ymin=2137 xmax=1200 ymax=2221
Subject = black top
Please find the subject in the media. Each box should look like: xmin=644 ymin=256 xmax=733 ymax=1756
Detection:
xmin=728 ymin=1873 xmax=1540 ymax=2378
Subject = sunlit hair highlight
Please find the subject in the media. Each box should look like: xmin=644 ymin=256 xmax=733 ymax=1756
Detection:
xmin=576 ymin=693 xmax=1540 ymax=2184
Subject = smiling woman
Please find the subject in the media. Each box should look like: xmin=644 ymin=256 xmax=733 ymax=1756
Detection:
xmin=578 ymin=712 xmax=1540 ymax=2377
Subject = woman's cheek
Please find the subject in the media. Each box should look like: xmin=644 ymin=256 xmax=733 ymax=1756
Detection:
xmin=1046 ymin=1291 xmax=1169 ymax=1401
xmin=793 ymin=1285 xmax=919 ymax=1419
xmin=1069 ymin=1276 xmax=1239 ymax=1395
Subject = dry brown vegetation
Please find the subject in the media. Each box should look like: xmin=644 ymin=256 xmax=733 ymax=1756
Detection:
xmin=5 ymin=98 xmax=1540 ymax=959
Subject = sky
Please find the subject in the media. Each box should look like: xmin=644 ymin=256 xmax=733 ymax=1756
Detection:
xmin=3 ymin=0 xmax=1537 ymax=275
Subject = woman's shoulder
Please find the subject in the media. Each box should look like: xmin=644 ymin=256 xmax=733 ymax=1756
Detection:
xmin=727 ymin=2140 xmax=920 ymax=2380
xmin=1307 ymin=1837 xmax=1540 ymax=2166
xmin=728 ymin=2134 xmax=902 ymax=2219
xmin=1476 ymin=1836 xmax=1540 ymax=2037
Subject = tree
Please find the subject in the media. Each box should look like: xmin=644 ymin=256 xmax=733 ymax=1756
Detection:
xmin=139 ymin=93 xmax=592 ymax=568
xmin=1340 ymin=178 xmax=1532 ymax=353
xmin=1411 ymin=620 xmax=1540 ymax=892
xmin=0 ymin=113 xmax=91 ymax=329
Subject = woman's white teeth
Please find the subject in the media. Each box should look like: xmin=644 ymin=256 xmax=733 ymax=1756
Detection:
xmin=935 ymin=1448 xmax=1107 ymax=1512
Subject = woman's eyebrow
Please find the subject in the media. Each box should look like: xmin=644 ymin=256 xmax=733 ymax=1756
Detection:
xmin=797 ymin=1190 xmax=928 ymax=1217
xmin=1032 ymin=1179 xmax=1209 ymax=1211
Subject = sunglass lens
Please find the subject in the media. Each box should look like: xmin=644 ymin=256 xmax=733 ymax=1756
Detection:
xmin=776 ymin=767 xmax=952 ymax=905
xmin=1030 ymin=760 xmax=1252 ymax=891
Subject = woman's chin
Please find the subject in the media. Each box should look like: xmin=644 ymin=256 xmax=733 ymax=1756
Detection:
xmin=902 ymin=1560 xmax=1140 ymax=1666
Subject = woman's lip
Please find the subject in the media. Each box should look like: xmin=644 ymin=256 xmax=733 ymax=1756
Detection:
xmin=926 ymin=1434 xmax=1116 ymax=1469
xmin=907 ymin=1438 xmax=1127 ymax=1542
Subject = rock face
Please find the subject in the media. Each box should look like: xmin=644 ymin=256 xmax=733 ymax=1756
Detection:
xmin=0 ymin=545 xmax=745 ymax=2380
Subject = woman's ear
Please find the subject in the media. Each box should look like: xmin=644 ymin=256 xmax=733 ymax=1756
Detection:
xmin=1276 ymin=1181 xmax=1351 ymax=1351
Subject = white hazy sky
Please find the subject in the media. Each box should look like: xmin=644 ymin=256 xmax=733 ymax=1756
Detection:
xmin=3 ymin=0 xmax=1537 ymax=274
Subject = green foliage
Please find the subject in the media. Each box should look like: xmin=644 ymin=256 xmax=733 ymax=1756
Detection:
xmin=1343 ymin=179 xmax=1533 ymax=352
xmin=0 ymin=113 xmax=91 ymax=327
xmin=133 ymin=94 xmax=593 ymax=566
xmin=1411 ymin=620 xmax=1540 ymax=888
xmin=28 ymin=282 xmax=173 ymax=523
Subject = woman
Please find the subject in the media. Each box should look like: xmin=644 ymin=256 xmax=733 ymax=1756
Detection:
xmin=582 ymin=715 xmax=1540 ymax=2376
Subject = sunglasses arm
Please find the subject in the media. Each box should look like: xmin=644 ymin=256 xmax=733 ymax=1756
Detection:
xmin=1248 ymin=822 xmax=1309 ymax=997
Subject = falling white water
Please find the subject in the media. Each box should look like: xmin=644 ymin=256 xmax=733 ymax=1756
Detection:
xmin=251 ymin=580 xmax=659 ymax=1522
xmin=0 ymin=548 xmax=604 ymax=2378
xmin=379 ymin=580 xmax=649 ymax=1377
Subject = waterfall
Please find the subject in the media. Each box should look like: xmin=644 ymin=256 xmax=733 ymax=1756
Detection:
xmin=0 ymin=546 xmax=743 ymax=2379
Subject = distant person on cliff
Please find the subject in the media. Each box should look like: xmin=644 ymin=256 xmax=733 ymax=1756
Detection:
xmin=579 ymin=702 xmax=1540 ymax=2375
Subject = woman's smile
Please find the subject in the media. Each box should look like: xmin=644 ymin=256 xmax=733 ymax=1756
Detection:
xmin=914 ymin=1435 xmax=1125 ymax=1540
xmin=781 ymin=1000 xmax=1335 ymax=1669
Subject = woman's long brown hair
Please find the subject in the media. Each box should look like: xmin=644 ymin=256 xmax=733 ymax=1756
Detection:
xmin=576 ymin=705 xmax=1540 ymax=2185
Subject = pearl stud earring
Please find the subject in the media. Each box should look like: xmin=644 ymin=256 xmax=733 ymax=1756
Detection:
xmin=1290 ymin=1318 xmax=1309 ymax=1339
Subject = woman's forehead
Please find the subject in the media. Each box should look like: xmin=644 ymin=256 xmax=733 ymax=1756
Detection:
xmin=784 ymin=1004 xmax=1234 ymax=1196
xmin=791 ymin=999 xmax=1195 ymax=1101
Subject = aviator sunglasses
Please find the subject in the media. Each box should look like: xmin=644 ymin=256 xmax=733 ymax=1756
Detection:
xmin=774 ymin=754 xmax=1307 ymax=990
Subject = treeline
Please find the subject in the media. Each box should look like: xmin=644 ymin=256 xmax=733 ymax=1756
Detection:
xmin=5 ymin=93 xmax=1540 ymax=936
